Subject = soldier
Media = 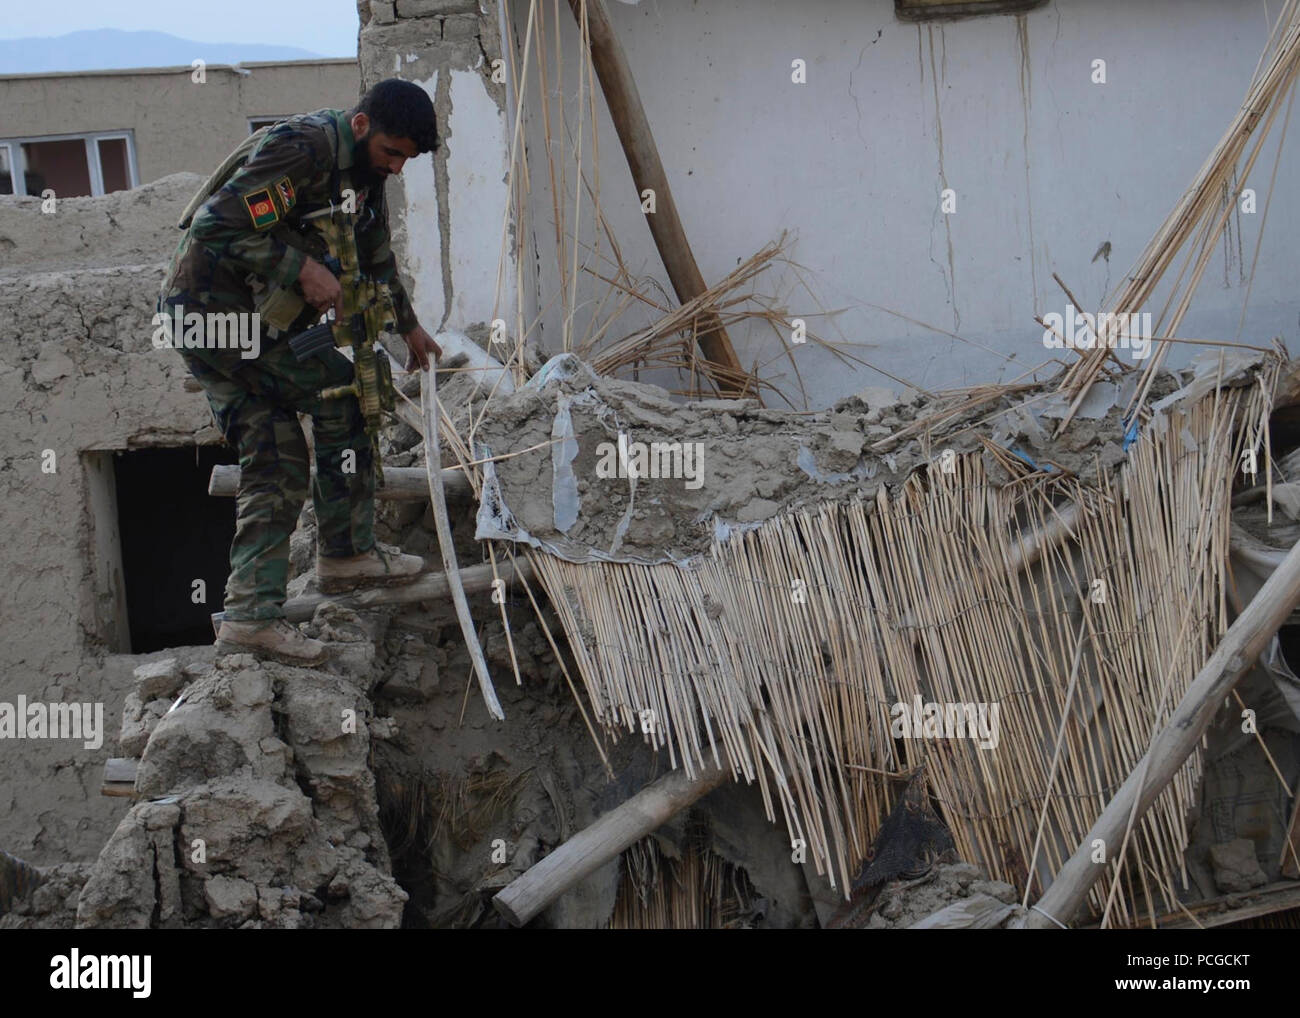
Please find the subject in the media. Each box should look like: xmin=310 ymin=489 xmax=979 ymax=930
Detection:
xmin=160 ymin=79 xmax=444 ymax=666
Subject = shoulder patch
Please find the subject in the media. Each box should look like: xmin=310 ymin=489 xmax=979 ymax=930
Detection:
xmin=274 ymin=176 xmax=296 ymax=213
xmin=243 ymin=188 xmax=279 ymax=229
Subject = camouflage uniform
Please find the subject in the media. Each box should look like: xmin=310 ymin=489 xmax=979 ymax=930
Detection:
xmin=161 ymin=109 xmax=418 ymax=621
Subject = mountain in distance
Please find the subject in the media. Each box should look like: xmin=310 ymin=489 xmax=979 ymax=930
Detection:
xmin=0 ymin=28 xmax=335 ymax=75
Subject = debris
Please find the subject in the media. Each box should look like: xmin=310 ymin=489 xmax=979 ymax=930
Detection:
xmin=76 ymin=655 xmax=407 ymax=928
xmin=907 ymin=893 xmax=1018 ymax=930
xmin=1209 ymin=839 xmax=1269 ymax=894
xmin=1024 ymin=535 xmax=1300 ymax=927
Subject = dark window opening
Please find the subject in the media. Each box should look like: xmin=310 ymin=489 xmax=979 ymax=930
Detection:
xmin=113 ymin=446 xmax=237 ymax=652
xmin=21 ymin=138 xmax=91 ymax=197
xmin=896 ymin=0 xmax=1047 ymax=20
xmin=97 ymin=137 xmax=131 ymax=193
xmin=1279 ymin=626 xmax=1300 ymax=677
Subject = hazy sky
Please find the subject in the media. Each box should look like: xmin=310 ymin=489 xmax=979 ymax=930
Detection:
xmin=0 ymin=0 xmax=361 ymax=57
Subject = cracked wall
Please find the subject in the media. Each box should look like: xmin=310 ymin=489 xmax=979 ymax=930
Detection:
xmin=356 ymin=0 xmax=517 ymax=340
xmin=510 ymin=0 xmax=1300 ymax=402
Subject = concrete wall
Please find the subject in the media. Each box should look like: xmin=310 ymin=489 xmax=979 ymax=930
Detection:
xmin=0 ymin=60 xmax=360 ymax=186
xmin=510 ymin=0 xmax=1300 ymax=405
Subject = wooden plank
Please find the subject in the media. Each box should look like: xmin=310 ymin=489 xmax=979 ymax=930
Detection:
xmin=1023 ymin=536 xmax=1300 ymax=928
xmin=282 ymin=558 xmax=530 ymax=623
xmin=566 ymin=0 xmax=746 ymax=396
xmin=1141 ymin=881 xmax=1300 ymax=930
xmin=84 ymin=451 xmax=132 ymax=652
xmin=421 ymin=365 xmax=504 ymax=720
xmin=492 ymin=763 xmax=730 ymax=927
xmin=208 ymin=463 xmax=470 ymax=501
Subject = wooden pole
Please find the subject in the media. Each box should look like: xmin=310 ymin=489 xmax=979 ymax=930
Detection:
xmin=1022 ymin=536 xmax=1300 ymax=928
xmin=566 ymin=0 xmax=747 ymax=396
xmin=208 ymin=464 xmax=469 ymax=501
xmin=492 ymin=762 xmax=730 ymax=926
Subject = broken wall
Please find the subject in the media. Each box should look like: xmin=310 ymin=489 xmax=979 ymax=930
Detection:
xmin=356 ymin=0 xmax=516 ymax=339
xmin=0 ymin=175 xmax=218 ymax=863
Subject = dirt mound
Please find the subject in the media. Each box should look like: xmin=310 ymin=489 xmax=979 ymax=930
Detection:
xmin=76 ymin=642 xmax=406 ymax=929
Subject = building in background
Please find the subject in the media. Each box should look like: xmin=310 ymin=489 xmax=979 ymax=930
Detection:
xmin=0 ymin=58 xmax=359 ymax=196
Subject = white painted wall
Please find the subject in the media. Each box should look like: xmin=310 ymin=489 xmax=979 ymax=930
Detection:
xmin=446 ymin=67 xmax=517 ymax=329
xmin=392 ymin=66 xmax=516 ymax=338
xmin=512 ymin=0 xmax=1299 ymax=406
xmin=398 ymin=70 xmax=444 ymax=330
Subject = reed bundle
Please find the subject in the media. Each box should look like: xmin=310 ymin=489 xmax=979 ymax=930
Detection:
xmin=610 ymin=835 xmax=756 ymax=929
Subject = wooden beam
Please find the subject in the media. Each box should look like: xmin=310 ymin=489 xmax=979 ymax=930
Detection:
xmin=1119 ymin=880 xmax=1300 ymax=930
xmin=566 ymin=0 xmax=746 ymax=396
xmin=281 ymin=558 xmax=530 ymax=623
xmin=1022 ymin=536 xmax=1300 ymax=928
xmin=84 ymin=451 xmax=132 ymax=652
xmin=492 ymin=762 xmax=730 ymax=926
xmin=208 ymin=464 xmax=469 ymax=501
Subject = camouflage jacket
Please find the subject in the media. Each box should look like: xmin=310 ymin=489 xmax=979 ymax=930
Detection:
xmin=161 ymin=108 xmax=418 ymax=337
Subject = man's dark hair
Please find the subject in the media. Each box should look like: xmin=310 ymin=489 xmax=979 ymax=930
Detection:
xmin=354 ymin=79 xmax=439 ymax=154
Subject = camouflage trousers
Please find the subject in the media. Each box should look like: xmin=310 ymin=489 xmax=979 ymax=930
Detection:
xmin=178 ymin=327 xmax=376 ymax=621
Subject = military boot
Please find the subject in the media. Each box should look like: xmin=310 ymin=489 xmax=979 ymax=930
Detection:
xmin=316 ymin=542 xmax=427 ymax=594
xmin=215 ymin=619 xmax=328 ymax=666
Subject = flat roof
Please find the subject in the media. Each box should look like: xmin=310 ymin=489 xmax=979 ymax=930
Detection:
xmin=0 ymin=58 xmax=357 ymax=82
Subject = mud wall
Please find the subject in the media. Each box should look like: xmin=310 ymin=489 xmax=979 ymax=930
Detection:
xmin=0 ymin=174 xmax=218 ymax=864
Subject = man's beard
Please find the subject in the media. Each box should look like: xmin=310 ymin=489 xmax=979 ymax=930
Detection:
xmin=352 ymin=138 xmax=388 ymax=191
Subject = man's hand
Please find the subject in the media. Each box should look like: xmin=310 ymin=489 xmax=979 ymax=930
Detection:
xmin=402 ymin=324 xmax=443 ymax=372
xmin=298 ymin=257 xmax=343 ymax=319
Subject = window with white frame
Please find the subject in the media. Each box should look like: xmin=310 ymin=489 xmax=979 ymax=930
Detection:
xmin=0 ymin=131 xmax=138 ymax=197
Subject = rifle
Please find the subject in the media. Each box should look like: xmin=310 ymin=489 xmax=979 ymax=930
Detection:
xmin=287 ymin=208 xmax=396 ymax=489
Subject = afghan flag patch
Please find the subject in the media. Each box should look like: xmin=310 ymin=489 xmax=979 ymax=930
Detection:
xmin=274 ymin=175 xmax=296 ymax=212
xmin=243 ymin=188 xmax=279 ymax=229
